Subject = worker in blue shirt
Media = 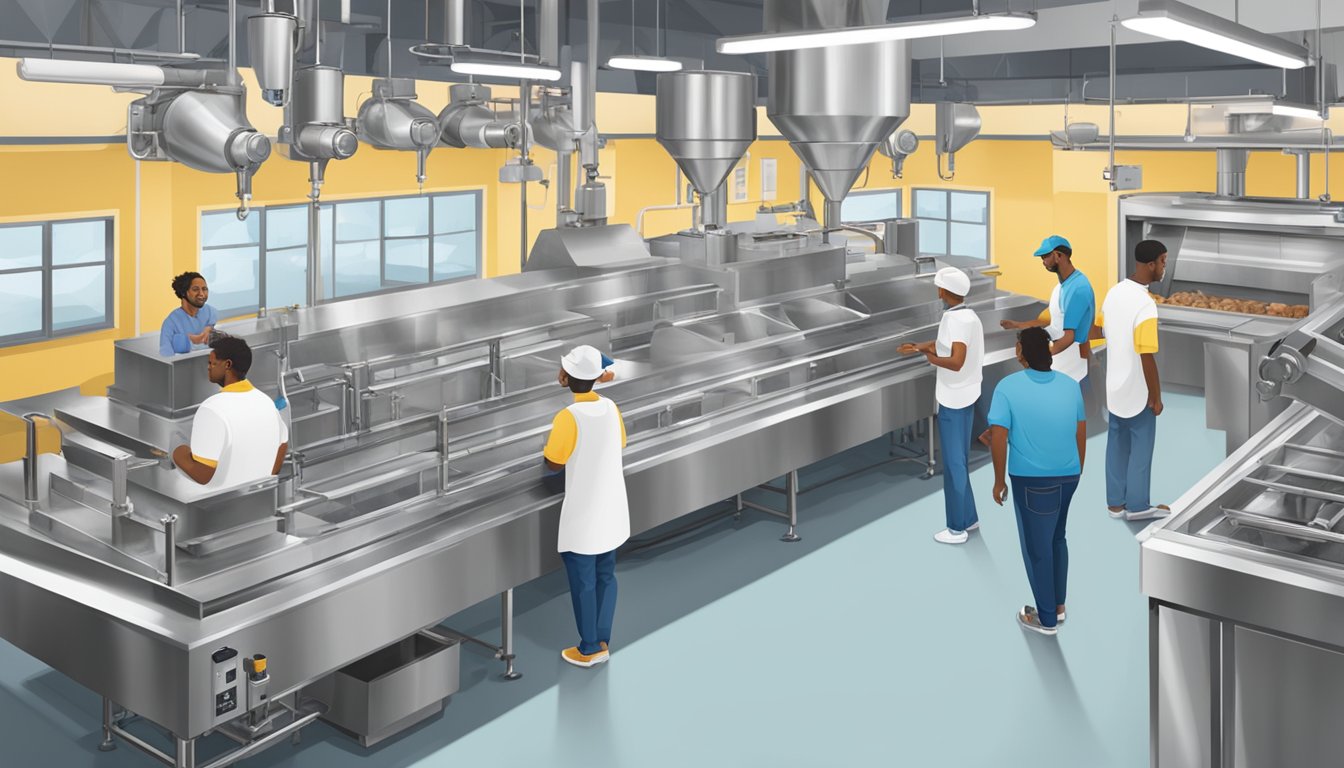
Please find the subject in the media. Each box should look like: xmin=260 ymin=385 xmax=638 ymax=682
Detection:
xmin=985 ymin=327 xmax=1087 ymax=637
xmin=1001 ymin=236 xmax=1097 ymax=407
xmin=159 ymin=271 xmax=219 ymax=356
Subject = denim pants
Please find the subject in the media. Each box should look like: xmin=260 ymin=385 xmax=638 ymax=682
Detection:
xmin=937 ymin=403 xmax=978 ymax=533
xmin=1011 ymin=475 xmax=1080 ymax=628
xmin=1106 ymin=407 xmax=1157 ymax=511
xmin=560 ymin=549 xmax=618 ymax=655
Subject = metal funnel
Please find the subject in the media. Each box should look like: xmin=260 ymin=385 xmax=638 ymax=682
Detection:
xmin=768 ymin=40 xmax=911 ymax=204
xmin=656 ymin=70 xmax=757 ymax=197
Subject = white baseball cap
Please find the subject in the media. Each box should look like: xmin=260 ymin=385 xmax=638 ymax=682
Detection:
xmin=933 ymin=267 xmax=971 ymax=297
xmin=560 ymin=345 xmax=604 ymax=381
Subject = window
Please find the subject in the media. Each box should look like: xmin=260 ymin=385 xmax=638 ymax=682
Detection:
xmin=0 ymin=218 xmax=114 ymax=346
xmin=841 ymin=189 xmax=903 ymax=224
xmin=912 ymin=189 xmax=990 ymax=261
xmin=200 ymin=191 xmax=482 ymax=316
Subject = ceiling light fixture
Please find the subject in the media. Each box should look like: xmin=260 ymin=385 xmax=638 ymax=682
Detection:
xmin=608 ymin=0 xmax=682 ymax=72
xmin=715 ymin=11 xmax=1036 ymax=55
xmin=450 ymin=53 xmax=562 ymax=81
xmin=1121 ymin=0 xmax=1309 ymax=70
xmin=1272 ymin=103 xmax=1327 ymax=121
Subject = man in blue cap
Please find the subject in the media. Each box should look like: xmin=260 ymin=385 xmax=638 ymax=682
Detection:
xmin=1001 ymin=235 xmax=1096 ymax=404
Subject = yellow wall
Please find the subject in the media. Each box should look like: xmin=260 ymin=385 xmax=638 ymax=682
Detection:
xmin=5 ymin=69 xmax=1344 ymax=403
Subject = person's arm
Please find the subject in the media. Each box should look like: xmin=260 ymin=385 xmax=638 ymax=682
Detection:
xmin=990 ymin=426 xmax=1009 ymax=505
xmin=1003 ymin=308 xmax=1051 ymax=331
xmin=599 ymin=353 xmax=616 ymax=383
xmin=924 ymin=341 xmax=967 ymax=372
xmin=272 ymin=443 xmax=289 ymax=475
xmin=160 ymin=317 xmax=189 ymax=356
xmin=1089 ymin=308 xmax=1106 ymax=341
xmin=541 ymin=410 xmax=576 ymax=472
xmin=171 ymin=445 xmax=217 ymax=485
xmin=1135 ymin=314 xmax=1162 ymax=415
xmin=1050 ymin=329 xmax=1076 ymax=356
xmin=1076 ymin=421 xmax=1087 ymax=472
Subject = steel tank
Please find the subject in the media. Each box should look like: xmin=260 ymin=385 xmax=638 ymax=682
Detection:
xmin=161 ymin=91 xmax=271 ymax=173
xmin=655 ymin=70 xmax=757 ymax=230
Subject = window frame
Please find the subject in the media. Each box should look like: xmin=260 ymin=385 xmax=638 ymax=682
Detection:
xmin=0 ymin=216 xmax=115 ymax=348
xmin=912 ymin=188 xmax=991 ymax=262
xmin=840 ymin=188 xmax=904 ymax=225
xmin=200 ymin=190 xmax=484 ymax=317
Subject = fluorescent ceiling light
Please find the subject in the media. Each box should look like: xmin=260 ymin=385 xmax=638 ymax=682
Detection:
xmin=450 ymin=55 xmax=561 ymax=81
xmin=17 ymin=57 xmax=166 ymax=87
xmin=1121 ymin=0 xmax=1308 ymax=70
xmin=716 ymin=12 xmax=1036 ymax=55
xmin=606 ymin=55 xmax=683 ymax=72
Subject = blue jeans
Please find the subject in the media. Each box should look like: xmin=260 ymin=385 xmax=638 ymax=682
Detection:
xmin=1011 ymin=475 xmax=1079 ymax=628
xmin=1106 ymin=407 xmax=1156 ymax=511
xmin=561 ymin=550 xmax=618 ymax=655
xmin=937 ymin=403 xmax=978 ymax=533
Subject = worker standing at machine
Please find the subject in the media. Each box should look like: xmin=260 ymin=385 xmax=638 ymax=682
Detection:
xmin=900 ymin=267 xmax=984 ymax=545
xmin=171 ymin=337 xmax=289 ymax=487
xmin=159 ymin=271 xmax=219 ymax=356
xmin=543 ymin=345 xmax=630 ymax=668
xmin=1097 ymin=239 xmax=1170 ymax=521
xmin=986 ymin=328 xmax=1087 ymax=636
xmin=1001 ymin=236 xmax=1096 ymax=402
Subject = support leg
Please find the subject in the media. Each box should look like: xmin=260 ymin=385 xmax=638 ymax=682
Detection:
xmin=734 ymin=493 xmax=743 ymax=521
xmin=174 ymin=736 xmax=195 ymax=768
xmin=290 ymin=692 xmax=302 ymax=746
xmin=923 ymin=415 xmax=937 ymax=479
xmin=499 ymin=589 xmax=523 ymax=680
xmin=780 ymin=470 xmax=801 ymax=543
xmin=98 ymin=697 xmax=117 ymax=752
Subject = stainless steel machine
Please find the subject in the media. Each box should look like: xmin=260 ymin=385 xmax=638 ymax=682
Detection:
xmin=1119 ymin=193 xmax=1344 ymax=453
xmin=1141 ymin=293 xmax=1344 ymax=767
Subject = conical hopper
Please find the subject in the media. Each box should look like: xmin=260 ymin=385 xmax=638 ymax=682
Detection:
xmin=768 ymin=40 xmax=911 ymax=203
xmin=656 ymin=70 xmax=758 ymax=196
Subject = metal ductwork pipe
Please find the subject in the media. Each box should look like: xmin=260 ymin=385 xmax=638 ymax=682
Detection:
xmin=442 ymin=0 xmax=466 ymax=46
xmin=539 ymin=0 xmax=560 ymax=65
xmin=1216 ymin=148 xmax=1248 ymax=197
xmin=1292 ymin=151 xmax=1312 ymax=199
xmin=439 ymin=84 xmax=520 ymax=149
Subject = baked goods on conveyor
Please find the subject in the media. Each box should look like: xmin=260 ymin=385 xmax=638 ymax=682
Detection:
xmin=1153 ymin=290 xmax=1309 ymax=319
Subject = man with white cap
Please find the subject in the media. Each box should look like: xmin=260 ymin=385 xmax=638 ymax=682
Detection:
xmin=901 ymin=267 xmax=984 ymax=544
xmin=542 ymin=344 xmax=630 ymax=668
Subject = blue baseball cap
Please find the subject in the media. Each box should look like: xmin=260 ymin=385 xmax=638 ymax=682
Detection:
xmin=1033 ymin=235 xmax=1071 ymax=257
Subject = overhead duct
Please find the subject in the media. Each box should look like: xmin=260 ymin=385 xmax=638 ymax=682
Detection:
xmin=248 ymin=1 xmax=298 ymax=106
xmin=531 ymin=88 xmax=581 ymax=227
xmin=878 ymin=129 xmax=919 ymax=178
xmin=935 ymin=102 xmax=981 ymax=180
xmin=438 ymin=84 xmax=521 ymax=149
xmin=355 ymin=0 xmax=441 ymax=189
xmin=764 ymin=0 xmax=910 ymax=238
xmin=441 ymin=0 xmax=466 ymax=46
xmin=656 ymin=70 xmax=757 ymax=232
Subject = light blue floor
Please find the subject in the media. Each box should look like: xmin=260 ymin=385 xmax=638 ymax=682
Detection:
xmin=0 ymin=392 xmax=1228 ymax=768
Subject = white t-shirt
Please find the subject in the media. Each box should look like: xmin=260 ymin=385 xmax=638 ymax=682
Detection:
xmin=1101 ymin=279 xmax=1160 ymax=419
xmin=1046 ymin=283 xmax=1088 ymax=382
xmin=190 ymin=381 xmax=289 ymax=489
xmin=935 ymin=305 xmax=984 ymax=409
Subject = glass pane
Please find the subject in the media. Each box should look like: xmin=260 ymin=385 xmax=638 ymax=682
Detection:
xmin=841 ymin=191 xmax=901 ymax=223
xmin=335 ymin=201 xmax=380 ymax=242
xmin=950 ymin=192 xmax=987 ymax=224
xmin=950 ymin=222 xmax=988 ymax=260
xmin=51 ymin=266 xmax=107 ymax=332
xmin=385 ymin=197 xmax=429 ymax=238
xmin=385 ymin=238 xmax=430 ymax=285
xmin=334 ymin=242 xmax=381 ymax=298
xmin=201 ymin=211 xmax=259 ymax=247
xmin=0 ymin=272 xmax=42 ymax=337
xmin=914 ymin=190 xmax=947 ymax=220
xmin=267 ymin=206 xmax=308 ymax=250
xmin=266 ymin=246 xmax=307 ymax=308
xmin=434 ymin=193 xmax=477 ymax=234
xmin=917 ymin=219 xmax=948 ymax=256
xmin=0 ymin=225 xmax=42 ymax=270
xmin=52 ymin=220 xmax=107 ymax=265
xmin=434 ymin=232 xmax=478 ymax=281
xmin=200 ymin=246 xmax=260 ymax=313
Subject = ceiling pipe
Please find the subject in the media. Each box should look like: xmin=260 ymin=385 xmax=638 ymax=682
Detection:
xmin=538 ymin=0 xmax=560 ymax=65
xmin=1215 ymin=148 xmax=1248 ymax=197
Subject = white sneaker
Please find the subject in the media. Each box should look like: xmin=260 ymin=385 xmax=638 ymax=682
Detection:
xmin=1108 ymin=507 xmax=1126 ymax=519
xmin=934 ymin=529 xmax=969 ymax=545
xmin=1125 ymin=506 xmax=1171 ymax=521
xmin=966 ymin=522 xmax=980 ymax=532
xmin=1017 ymin=609 xmax=1058 ymax=636
xmin=1025 ymin=605 xmax=1066 ymax=625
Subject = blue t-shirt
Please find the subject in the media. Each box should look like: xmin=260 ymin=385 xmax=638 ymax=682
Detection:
xmin=159 ymin=305 xmax=219 ymax=356
xmin=1058 ymin=270 xmax=1095 ymax=347
xmin=988 ymin=369 xmax=1086 ymax=478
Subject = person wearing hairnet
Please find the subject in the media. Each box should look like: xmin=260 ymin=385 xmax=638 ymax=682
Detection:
xmin=542 ymin=345 xmax=630 ymax=668
xmin=901 ymin=267 xmax=985 ymax=544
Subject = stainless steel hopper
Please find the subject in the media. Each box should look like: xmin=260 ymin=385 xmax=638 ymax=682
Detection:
xmin=655 ymin=70 xmax=757 ymax=231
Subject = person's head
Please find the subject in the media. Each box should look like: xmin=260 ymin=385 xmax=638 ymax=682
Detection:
xmin=172 ymin=271 xmax=208 ymax=309
xmin=1032 ymin=235 xmax=1073 ymax=274
xmin=207 ymin=336 xmax=251 ymax=386
xmin=933 ymin=267 xmax=971 ymax=306
xmin=1134 ymin=239 xmax=1167 ymax=284
xmin=1016 ymin=327 xmax=1053 ymax=372
xmin=559 ymin=345 xmax=603 ymax=394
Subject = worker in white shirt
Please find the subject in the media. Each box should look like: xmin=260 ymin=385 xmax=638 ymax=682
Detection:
xmin=172 ymin=336 xmax=289 ymax=487
xmin=542 ymin=345 xmax=630 ymax=669
xmin=1097 ymin=239 xmax=1169 ymax=521
xmin=1001 ymin=236 xmax=1097 ymax=409
xmin=901 ymin=267 xmax=984 ymax=544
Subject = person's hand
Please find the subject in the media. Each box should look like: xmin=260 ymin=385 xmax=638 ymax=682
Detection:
xmin=1000 ymin=319 xmax=1019 ymax=330
xmin=977 ymin=429 xmax=992 ymax=448
xmin=898 ymin=343 xmax=918 ymax=355
xmin=993 ymin=480 xmax=1008 ymax=506
xmin=599 ymin=370 xmax=616 ymax=384
xmin=918 ymin=341 xmax=935 ymax=354
xmin=1149 ymin=396 xmax=1164 ymax=417
xmin=188 ymin=326 xmax=213 ymax=345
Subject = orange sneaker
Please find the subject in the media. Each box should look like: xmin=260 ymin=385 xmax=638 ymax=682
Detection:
xmin=561 ymin=646 xmax=609 ymax=668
